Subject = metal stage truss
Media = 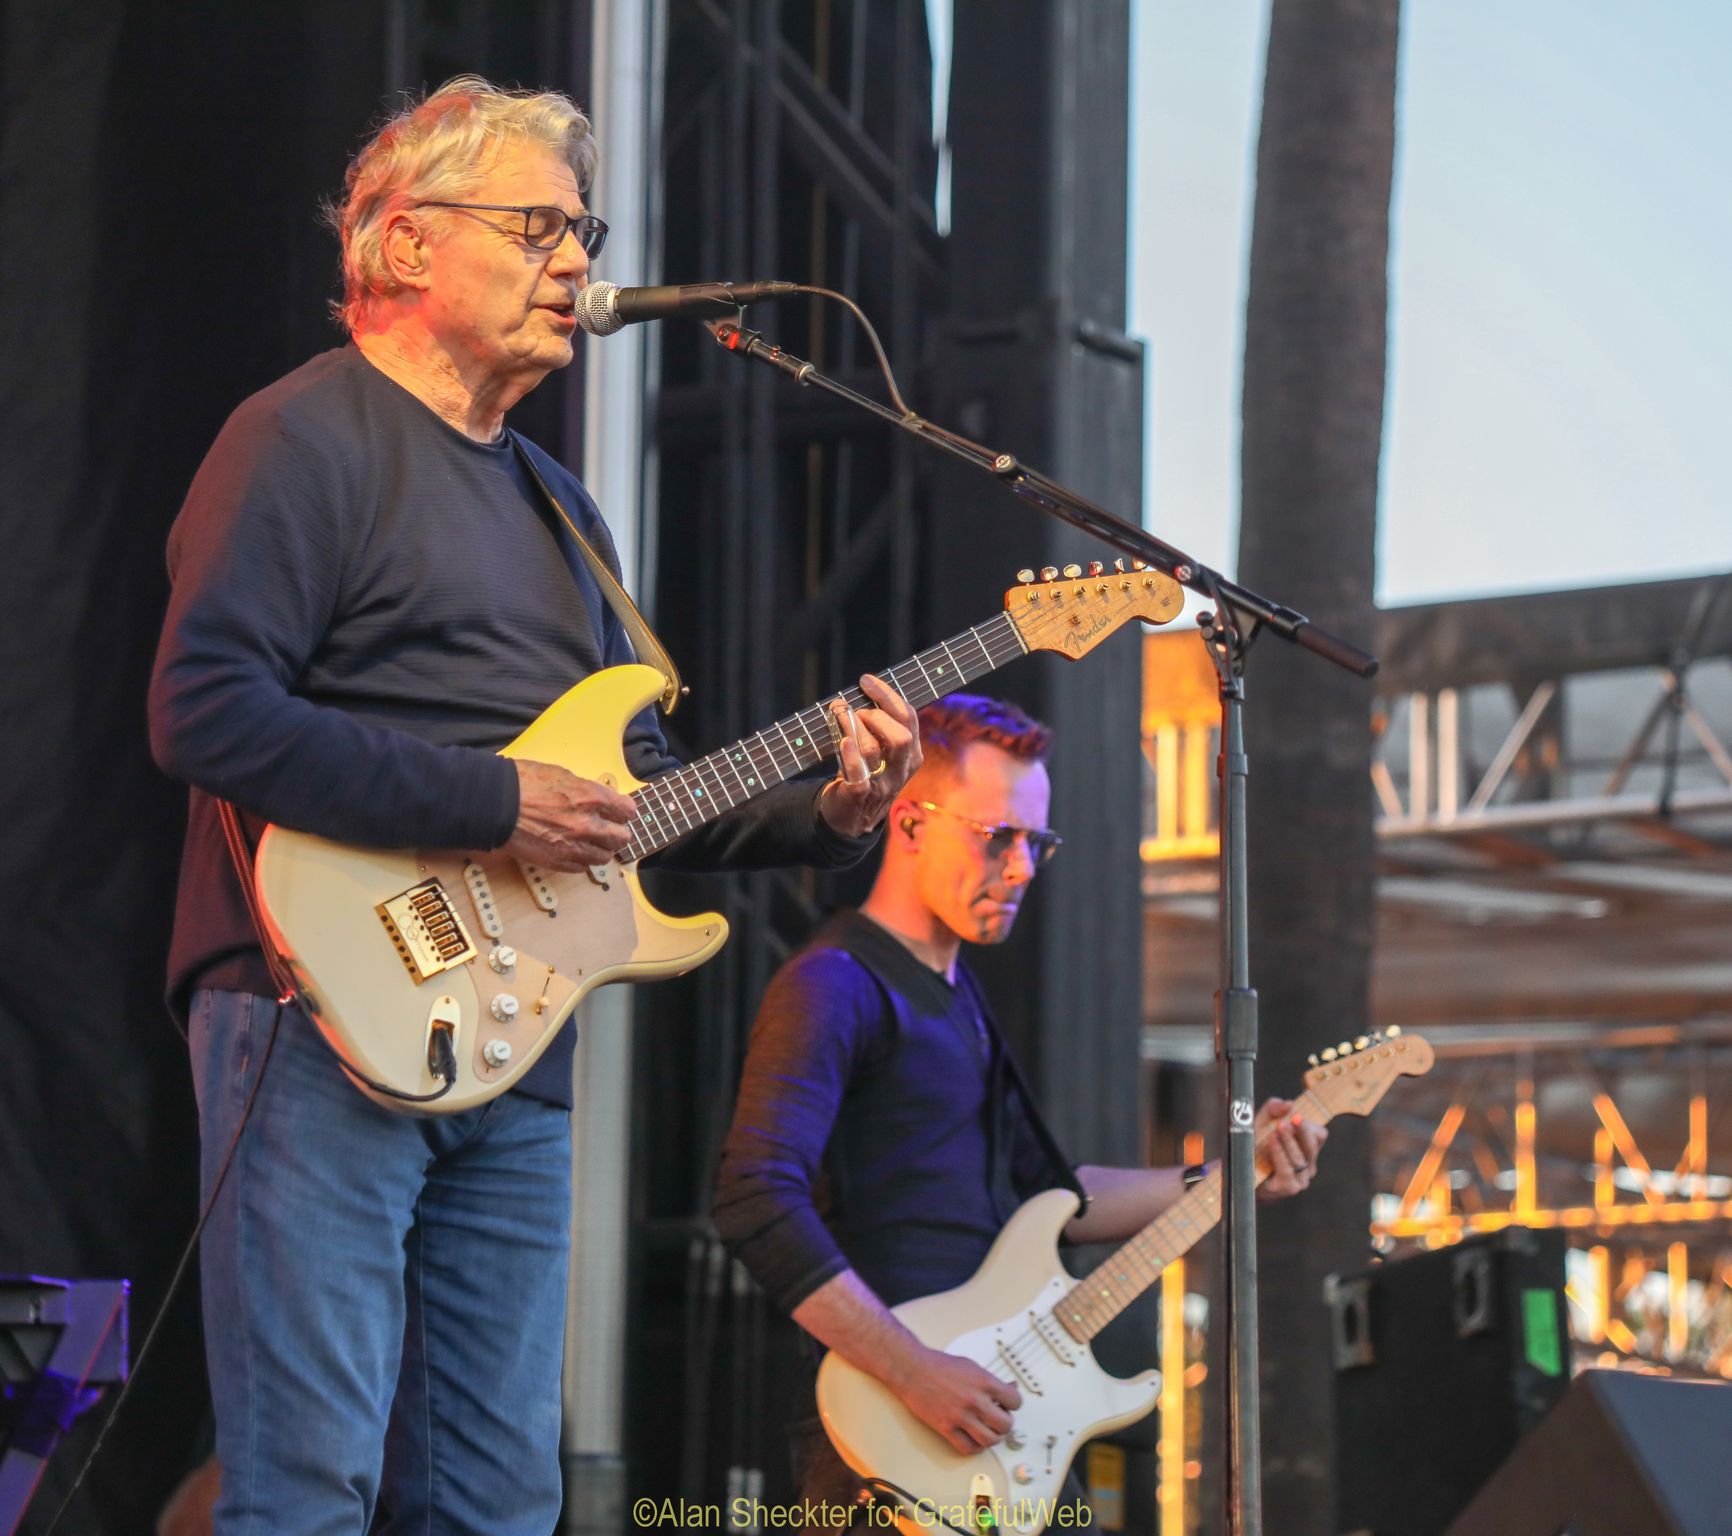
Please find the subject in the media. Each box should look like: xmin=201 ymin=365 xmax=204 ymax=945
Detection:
xmin=628 ymin=0 xmax=944 ymax=1509
xmin=1141 ymin=572 xmax=1732 ymax=1423
xmin=629 ymin=0 xmax=1152 ymax=1516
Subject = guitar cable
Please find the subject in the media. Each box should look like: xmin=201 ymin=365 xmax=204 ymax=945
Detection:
xmin=334 ymin=1025 xmax=457 ymax=1106
xmin=39 ymin=994 xmax=288 ymax=1535
xmin=41 ymin=805 xmax=458 ymax=1525
xmin=862 ymin=1475 xmax=982 ymax=1533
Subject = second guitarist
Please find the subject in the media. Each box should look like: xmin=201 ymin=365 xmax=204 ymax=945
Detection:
xmin=712 ymin=694 xmax=1328 ymax=1518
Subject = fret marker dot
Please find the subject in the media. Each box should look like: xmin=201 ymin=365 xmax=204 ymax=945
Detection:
xmin=794 ymin=737 xmax=804 ymax=747
xmin=747 ymin=777 xmax=757 ymax=786
xmin=694 ymin=788 xmax=704 ymax=798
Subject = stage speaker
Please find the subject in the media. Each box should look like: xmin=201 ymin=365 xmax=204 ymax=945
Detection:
xmin=1327 ymin=1227 xmax=1570 ymax=1536
xmin=1446 ymin=1369 xmax=1732 ymax=1536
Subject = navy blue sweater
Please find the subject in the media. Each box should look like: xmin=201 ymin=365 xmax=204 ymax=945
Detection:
xmin=150 ymin=345 xmax=872 ymax=1105
xmin=712 ymin=911 xmax=1069 ymax=1312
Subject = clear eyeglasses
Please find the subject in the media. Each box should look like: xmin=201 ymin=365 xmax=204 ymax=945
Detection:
xmin=415 ymin=202 xmax=609 ymax=257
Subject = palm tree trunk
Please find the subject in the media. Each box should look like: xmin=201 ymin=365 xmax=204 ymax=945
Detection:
xmin=1233 ymin=1 xmax=1399 ymax=1530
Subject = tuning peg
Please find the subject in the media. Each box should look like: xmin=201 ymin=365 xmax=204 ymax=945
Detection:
xmin=1372 ymin=1030 xmax=1385 ymax=1043
xmin=1307 ymin=1054 xmax=1320 ymax=1068
xmin=1132 ymin=559 xmax=1148 ymax=571
xmin=1355 ymin=1035 xmax=1370 ymax=1051
xmin=1387 ymin=1026 xmax=1402 ymax=1038
xmin=1089 ymin=561 xmax=1104 ymax=576
xmin=1114 ymin=558 xmax=1126 ymax=573
xmin=1321 ymin=1047 xmax=1337 ymax=1063
xmin=1017 ymin=568 xmax=1035 ymax=584
xmin=1339 ymin=1041 xmax=1353 ymax=1057
xmin=1063 ymin=563 xmax=1082 ymax=579
xmin=1040 ymin=565 xmax=1059 ymax=581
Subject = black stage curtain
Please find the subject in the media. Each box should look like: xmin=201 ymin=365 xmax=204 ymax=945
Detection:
xmin=1 ymin=4 xmax=398 ymax=1528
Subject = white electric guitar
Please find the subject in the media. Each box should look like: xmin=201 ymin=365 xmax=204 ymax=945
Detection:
xmin=815 ymin=1032 xmax=1435 ymax=1534
xmin=252 ymin=564 xmax=1182 ymax=1112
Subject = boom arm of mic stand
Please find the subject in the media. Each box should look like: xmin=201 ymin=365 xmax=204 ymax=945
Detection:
xmin=706 ymin=322 xmax=1379 ymax=678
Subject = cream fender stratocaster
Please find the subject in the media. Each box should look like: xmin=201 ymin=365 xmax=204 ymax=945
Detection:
xmin=815 ymin=1032 xmax=1435 ymax=1535
xmin=252 ymin=566 xmax=1182 ymax=1112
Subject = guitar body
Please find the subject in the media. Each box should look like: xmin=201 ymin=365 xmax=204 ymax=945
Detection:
xmin=815 ymin=1190 xmax=1161 ymax=1534
xmin=253 ymin=664 xmax=726 ymax=1112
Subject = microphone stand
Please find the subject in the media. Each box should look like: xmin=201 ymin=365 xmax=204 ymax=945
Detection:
xmin=707 ymin=319 xmax=1377 ymax=1536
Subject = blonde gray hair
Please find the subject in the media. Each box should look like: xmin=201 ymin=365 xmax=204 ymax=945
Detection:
xmin=328 ymin=74 xmax=597 ymax=331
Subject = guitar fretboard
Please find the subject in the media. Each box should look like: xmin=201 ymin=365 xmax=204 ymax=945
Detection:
xmin=620 ymin=612 xmax=1029 ymax=862
xmin=1052 ymin=1089 xmax=1332 ymax=1343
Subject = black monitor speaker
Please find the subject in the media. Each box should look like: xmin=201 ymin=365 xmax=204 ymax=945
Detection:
xmin=1446 ymin=1368 xmax=1732 ymax=1536
xmin=1328 ymin=1227 xmax=1571 ymax=1536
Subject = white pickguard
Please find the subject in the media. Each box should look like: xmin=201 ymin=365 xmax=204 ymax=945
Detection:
xmin=816 ymin=1191 xmax=1161 ymax=1535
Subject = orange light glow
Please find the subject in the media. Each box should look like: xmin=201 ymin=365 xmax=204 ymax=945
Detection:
xmin=1159 ymin=1260 xmax=1186 ymax=1536
xmin=1669 ymin=1243 xmax=1689 ymax=1359
xmin=1515 ymin=1083 xmax=1536 ymax=1217
xmin=1593 ymin=1093 xmax=1664 ymax=1209
xmin=1398 ymin=1101 xmax=1467 ymax=1221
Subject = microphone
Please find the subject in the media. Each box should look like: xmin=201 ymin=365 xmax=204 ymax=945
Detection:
xmin=574 ymin=279 xmax=800 ymax=336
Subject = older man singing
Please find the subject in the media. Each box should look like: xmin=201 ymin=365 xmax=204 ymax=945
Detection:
xmin=149 ymin=75 xmax=918 ymax=1533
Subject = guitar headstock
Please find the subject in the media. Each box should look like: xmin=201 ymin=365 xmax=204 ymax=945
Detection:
xmin=1302 ymin=1028 xmax=1434 ymax=1120
xmin=1005 ymin=561 xmax=1184 ymax=660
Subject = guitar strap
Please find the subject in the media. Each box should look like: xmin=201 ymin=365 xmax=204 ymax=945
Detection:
xmin=830 ymin=921 xmax=1089 ymax=1216
xmin=216 ymin=797 xmax=300 ymax=1007
xmin=508 ymin=432 xmax=683 ymax=716
xmin=978 ymin=989 xmax=1091 ymax=1218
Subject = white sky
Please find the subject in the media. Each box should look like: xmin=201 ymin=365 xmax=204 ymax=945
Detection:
xmin=1128 ymin=1 xmax=1732 ymax=606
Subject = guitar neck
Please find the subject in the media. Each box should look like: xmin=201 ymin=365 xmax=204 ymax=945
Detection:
xmin=1055 ymin=1089 xmax=1333 ymax=1344
xmin=620 ymin=612 xmax=1029 ymax=862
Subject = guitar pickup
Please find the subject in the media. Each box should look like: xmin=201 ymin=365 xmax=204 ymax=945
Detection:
xmin=377 ymin=879 xmax=478 ymax=982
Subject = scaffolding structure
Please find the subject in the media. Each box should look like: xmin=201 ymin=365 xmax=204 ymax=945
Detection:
xmin=1139 ymin=573 xmax=1732 ymax=1529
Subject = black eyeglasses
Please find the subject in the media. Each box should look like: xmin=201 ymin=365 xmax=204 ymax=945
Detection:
xmin=916 ymin=800 xmax=1063 ymax=866
xmin=415 ymin=202 xmax=608 ymax=257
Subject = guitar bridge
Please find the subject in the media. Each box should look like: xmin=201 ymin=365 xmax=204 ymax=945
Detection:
xmin=377 ymin=879 xmax=478 ymax=982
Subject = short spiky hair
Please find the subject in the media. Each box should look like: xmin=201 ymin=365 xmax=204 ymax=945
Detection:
xmin=327 ymin=75 xmax=597 ymax=331
xmin=912 ymin=694 xmax=1051 ymax=793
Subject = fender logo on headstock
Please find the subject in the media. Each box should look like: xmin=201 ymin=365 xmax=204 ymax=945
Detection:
xmin=1062 ymin=605 xmax=1118 ymax=655
xmin=1007 ymin=562 xmax=1184 ymax=660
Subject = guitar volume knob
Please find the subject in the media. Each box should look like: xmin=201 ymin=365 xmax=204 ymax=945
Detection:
xmin=482 ymin=1038 xmax=512 ymax=1068
xmin=488 ymin=944 xmax=517 ymax=974
xmin=1012 ymin=1463 xmax=1033 ymax=1485
xmin=490 ymin=994 xmax=520 ymax=1023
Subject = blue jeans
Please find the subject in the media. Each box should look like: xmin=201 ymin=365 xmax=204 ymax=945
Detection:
xmin=190 ymin=989 xmax=571 ymax=1534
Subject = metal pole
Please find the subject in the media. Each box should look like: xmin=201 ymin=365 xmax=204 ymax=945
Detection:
xmin=561 ymin=4 xmax=662 ymax=1529
xmin=1213 ymin=640 xmax=1262 ymax=1536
